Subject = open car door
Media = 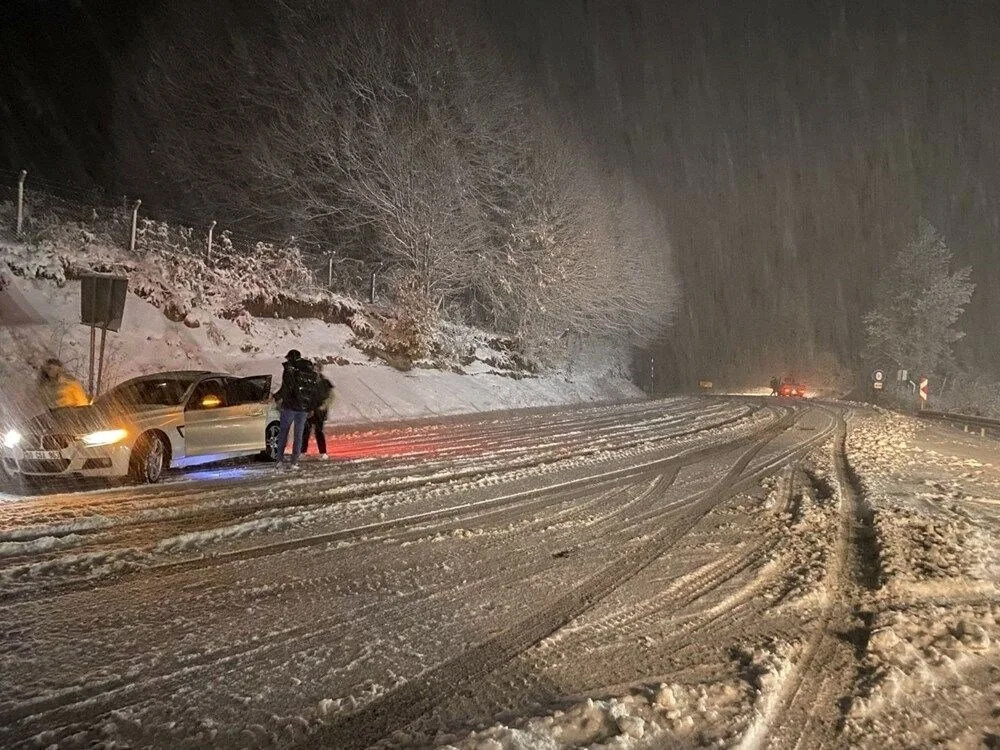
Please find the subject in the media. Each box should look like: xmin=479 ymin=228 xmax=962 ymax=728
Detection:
xmin=223 ymin=375 xmax=273 ymax=453
xmin=184 ymin=378 xmax=238 ymax=457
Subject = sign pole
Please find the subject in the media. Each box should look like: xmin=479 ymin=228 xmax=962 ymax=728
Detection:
xmin=96 ymin=325 xmax=109 ymax=396
xmin=15 ymin=170 xmax=27 ymax=236
xmin=207 ymin=220 xmax=216 ymax=263
xmin=88 ymin=324 xmax=96 ymax=397
xmin=129 ymin=199 xmax=141 ymax=253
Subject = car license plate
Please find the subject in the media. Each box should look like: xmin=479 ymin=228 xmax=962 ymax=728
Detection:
xmin=22 ymin=450 xmax=63 ymax=460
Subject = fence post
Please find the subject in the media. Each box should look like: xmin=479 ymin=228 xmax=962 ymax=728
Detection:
xmin=327 ymin=254 xmax=334 ymax=288
xmin=207 ymin=220 xmax=216 ymax=262
xmin=15 ymin=169 xmax=27 ymax=236
xmin=129 ymin=199 xmax=141 ymax=253
xmin=370 ymin=270 xmax=377 ymax=304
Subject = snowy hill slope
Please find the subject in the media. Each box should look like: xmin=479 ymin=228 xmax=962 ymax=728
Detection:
xmin=0 ymin=202 xmax=642 ymax=422
xmin=1 ymin=277 xmax=641 ymax=424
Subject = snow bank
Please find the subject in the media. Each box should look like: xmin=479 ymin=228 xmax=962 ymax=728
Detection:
xmin=0 ymin=203 xmax=642 ymax=424
xmin=841 ymin=411 xmax=1000 ymax=746
xmin=0 ymin=277 xmax=641 ymax=425
xmin=846 ymin=413 xmax=999 ymax=595
xmin=845 ymin=602 xmax=1000 ymax=746
xmin=423 ymin=679 xmax=759 ymax=750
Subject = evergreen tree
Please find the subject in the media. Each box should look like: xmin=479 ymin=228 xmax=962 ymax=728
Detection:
xmin=864 ymin=220 xmax=974 ymax=375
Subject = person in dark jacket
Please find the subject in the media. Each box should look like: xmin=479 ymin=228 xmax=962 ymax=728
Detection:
xmin=301 ymin=363 xmax=334 ymax=459
xmin=770 ymin=376 xmax=780 ymax=396
xmin=273 ymin=349 xmax=313 ymax=469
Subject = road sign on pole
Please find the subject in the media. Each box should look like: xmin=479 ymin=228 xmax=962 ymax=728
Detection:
xmin=80 ymin=273 xmax=128 ymax=397
xmin=872 ymin=369 xmax=884 ymax=391
xmin=919 ymin=377 xmax=929 ymax=405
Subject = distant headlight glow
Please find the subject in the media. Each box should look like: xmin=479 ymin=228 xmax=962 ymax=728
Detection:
xmin=3 ymin=429 xmax=21 ymax=448
xmin=80 ymin=428 xmax=128 ymax=447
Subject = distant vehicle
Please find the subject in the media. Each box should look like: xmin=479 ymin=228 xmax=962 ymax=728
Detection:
xmin=778 ymin=378 xmax=806 ymax=398
xmin=2 ymin=370 xmax=280 ymax=484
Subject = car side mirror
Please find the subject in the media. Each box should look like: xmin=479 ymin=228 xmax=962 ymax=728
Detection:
xmin=200 ymin=395 xmax=222 ymax=408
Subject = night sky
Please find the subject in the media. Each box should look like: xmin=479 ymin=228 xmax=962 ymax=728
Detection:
xmin=2 ymin=0 xmax=999 ymax=387
xmin=0 ymin=0 xmax=147 ymax=188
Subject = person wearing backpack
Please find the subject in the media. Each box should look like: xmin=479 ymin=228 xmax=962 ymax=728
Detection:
xmin=301 ymin=364 xmax=335 ymax=459
xmin=273 ymin=349 xmax=322 ymax=469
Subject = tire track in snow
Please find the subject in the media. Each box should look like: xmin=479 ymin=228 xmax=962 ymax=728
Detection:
xmin=433 ymin=434 xmax=833 ymax=734
xmin=144 ymin=422 xmax=781 ymax=577
xmin=342 ymin=407 xmax=838 ymax=743
xmin=533 ymin=464 xmax=808 ymax=655
xmin=0 ymin=398 xmax=744 ymax=536
xmin=0 ymin=473 xmax=678 ymax=746
xmin=0 ymin=402 xmax=761 ymax=566
xmin=746 ymin=410 xmax=881 ymax=750
xmin=297 ymin=413 xmax=799 ymax=749
xmin=0 ymin=411 xmax=782 ymax=606
xmin=0 ymin=400 xmax=805 ymax=748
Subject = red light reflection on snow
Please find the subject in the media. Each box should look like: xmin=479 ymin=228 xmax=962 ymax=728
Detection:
xmin=300 ymin=430 xmax=491 ymax=460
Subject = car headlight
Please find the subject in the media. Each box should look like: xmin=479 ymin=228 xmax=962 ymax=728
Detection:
xmin=80 ymin=428 xmax=128 ymax=447
xmin=3 ymin=429 xmax=21 ymax=448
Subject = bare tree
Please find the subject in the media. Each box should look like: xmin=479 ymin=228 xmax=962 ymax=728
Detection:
xmin=118 ymin=0 xmax=678 ymax=355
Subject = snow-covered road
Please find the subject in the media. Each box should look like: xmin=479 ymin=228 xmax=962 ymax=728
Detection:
xmin=1 ymin=398 xmax=995 ymax=749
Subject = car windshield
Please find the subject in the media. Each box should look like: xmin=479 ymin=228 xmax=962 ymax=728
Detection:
xmin=94 ymin=378 xmax=192 ymax=408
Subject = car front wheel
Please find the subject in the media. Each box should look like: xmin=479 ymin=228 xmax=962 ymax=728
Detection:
xmin=261 ymin=421 xmax=281 ymax=462
xmin=130 ymin=432 xmax=167 ymax=484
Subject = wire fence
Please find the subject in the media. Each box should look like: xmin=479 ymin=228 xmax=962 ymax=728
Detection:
xmin=0 ymin=168 xmax=381 ymax=301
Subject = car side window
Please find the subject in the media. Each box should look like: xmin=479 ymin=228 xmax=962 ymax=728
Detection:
xmin=225 ymin=376 xmax=269 ymax=406
xmin=187 ymin=379 xmax=226 ymax=411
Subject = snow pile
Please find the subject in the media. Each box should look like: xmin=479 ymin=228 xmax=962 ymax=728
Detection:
xmin=732 ymin=641 xmax=799 ymax=750
xmin=377 ymin=641 xmax=795 ymax=750
xmin=0 ymin=532 xmax=83 ymax=558
xmin=840 ymin=410 xmax=1000 ymax=746
xmin=847 ymin=413 xmax=998 ymax=595
xmin=874 ymin=507 xmax=992 ymax=591
xmin=845 ymin=603 xmax=1000 ymax=745
xmin=427 ymin=679 xmax=760 ymax=750
xmin=845 ymin=412 xmax=916 ymax=483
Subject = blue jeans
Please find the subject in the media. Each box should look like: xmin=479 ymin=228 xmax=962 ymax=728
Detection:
xmin=277 ymin=408 xmax=308 ymax=464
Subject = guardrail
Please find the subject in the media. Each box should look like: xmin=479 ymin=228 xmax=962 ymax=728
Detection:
xmin=916 ymin=409 xmax=1000 ymax=435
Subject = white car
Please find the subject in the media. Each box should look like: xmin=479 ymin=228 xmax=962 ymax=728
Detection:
xmin=2 ymin=370 xmax=281 ymax=484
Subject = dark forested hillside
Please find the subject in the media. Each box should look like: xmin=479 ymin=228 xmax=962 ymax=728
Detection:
xmin=485 ymin=0 xmax=1000 ymax=386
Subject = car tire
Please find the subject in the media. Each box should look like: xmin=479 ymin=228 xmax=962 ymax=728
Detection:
xmin=261 ymin=421 xmax=281 ymax=462
xmin=130 ymin=432 xmax=167 ymax=484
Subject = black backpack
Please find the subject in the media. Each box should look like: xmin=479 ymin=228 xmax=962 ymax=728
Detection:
xmin=289 ymin=362 xmax=325 ymax=411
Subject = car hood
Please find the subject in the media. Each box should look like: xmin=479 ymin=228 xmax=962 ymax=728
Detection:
xmin=25 ymin=404 xmax=175 ymax=435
